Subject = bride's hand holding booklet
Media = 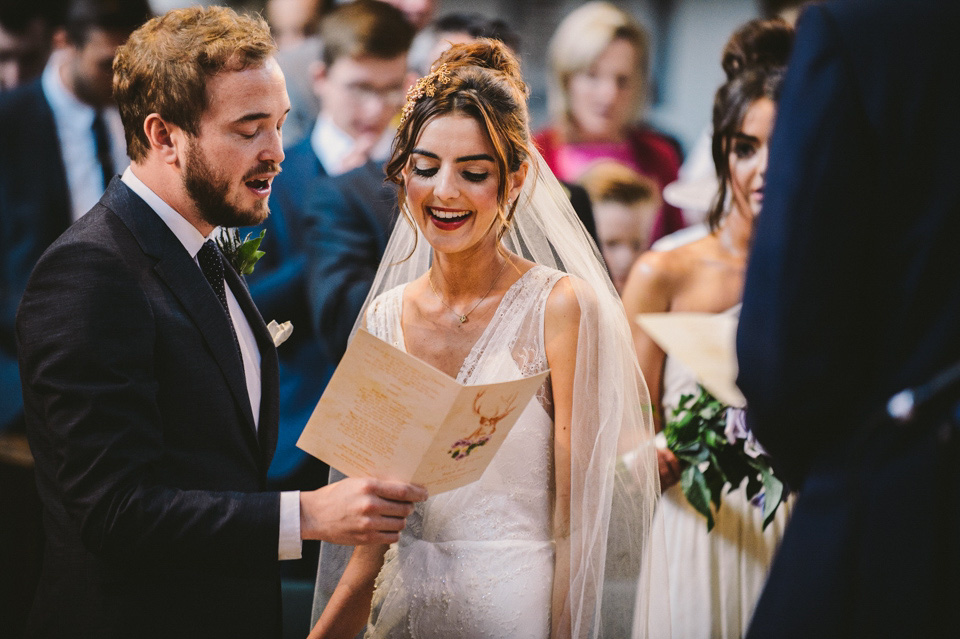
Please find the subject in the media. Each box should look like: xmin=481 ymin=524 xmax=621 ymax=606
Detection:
xmin=297 ymin=329 xmax=549 ymax=494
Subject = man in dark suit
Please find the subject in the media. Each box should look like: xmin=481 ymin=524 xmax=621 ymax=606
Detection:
xmin=0 ymin=0 xmax=147 ymax=436
xmin=16 ymin=7 xmax=425 ymax=637
xmin=737 ymin=1 xmax=960 ymax=637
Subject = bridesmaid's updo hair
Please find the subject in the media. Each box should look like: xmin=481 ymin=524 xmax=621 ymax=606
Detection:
xmin=385 ymin=39 xmax=531 ymax=238
xmin=708 ymin=18 xmax=793 ymax=230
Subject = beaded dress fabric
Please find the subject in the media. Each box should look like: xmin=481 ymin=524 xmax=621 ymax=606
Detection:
xmin=363 ymin=265 xmax=565 ymax=638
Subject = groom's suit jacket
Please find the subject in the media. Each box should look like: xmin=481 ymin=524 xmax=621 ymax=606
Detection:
xmin=16 ymin=179 xmax=283 ymax=638
xmin=738 ymin=1 xmax=960 ymax=636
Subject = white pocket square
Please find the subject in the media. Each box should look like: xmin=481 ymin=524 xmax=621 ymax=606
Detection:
xmin=267 ymin=320 xmax=293 ymax=347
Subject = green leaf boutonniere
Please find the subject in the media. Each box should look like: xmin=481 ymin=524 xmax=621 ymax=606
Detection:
xmin=216 ymin=228 xmax=266 ymax=276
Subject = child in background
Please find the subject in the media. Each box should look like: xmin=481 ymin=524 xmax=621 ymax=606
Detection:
xmin=580 ymin=160 xmax=662 ymax=294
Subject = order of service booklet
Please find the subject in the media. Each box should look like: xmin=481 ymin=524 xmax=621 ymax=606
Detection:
xmin=297 ymin=328 xmax=550 ymax=494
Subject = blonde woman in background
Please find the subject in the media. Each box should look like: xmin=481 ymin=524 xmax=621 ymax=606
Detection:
xmin=534 ymin=1 xmax=684 ymax=246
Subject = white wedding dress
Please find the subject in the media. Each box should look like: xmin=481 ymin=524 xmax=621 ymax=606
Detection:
xmin=651 ymin=348 xmax=793 ymax=638
xmin=362 ymin=264 xmax=566 ymax=639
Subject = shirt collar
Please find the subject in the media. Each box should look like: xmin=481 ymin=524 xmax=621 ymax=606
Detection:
xmin=121 ymin=166 xmax=214 ymax=258
xmin=310 ymin=114 xmax=396 ymax=176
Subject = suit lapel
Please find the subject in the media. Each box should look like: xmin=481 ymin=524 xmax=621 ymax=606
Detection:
xmin=103 ymin=180 xmax=259 ymax=444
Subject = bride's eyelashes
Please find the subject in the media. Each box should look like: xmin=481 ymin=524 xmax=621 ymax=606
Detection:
xmin=410 ymin=165 xmax=491 ymax=183
xmin=411 ymin=165 xmax=437 ymax=178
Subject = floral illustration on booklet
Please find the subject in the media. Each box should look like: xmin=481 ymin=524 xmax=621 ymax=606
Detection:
xmin=448 ymin=390 xmax=519 ymax=460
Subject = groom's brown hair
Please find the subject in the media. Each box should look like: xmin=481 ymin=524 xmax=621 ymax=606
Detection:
xmin=112 ymin=6 xmax=276 ymax=162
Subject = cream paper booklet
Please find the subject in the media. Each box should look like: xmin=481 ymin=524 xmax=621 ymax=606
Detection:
xmin=297 ymin=328 xmax=550 ymax=494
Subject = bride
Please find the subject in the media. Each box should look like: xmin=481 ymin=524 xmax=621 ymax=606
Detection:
xmin=309 ymin=40 xmax=665 ymax=639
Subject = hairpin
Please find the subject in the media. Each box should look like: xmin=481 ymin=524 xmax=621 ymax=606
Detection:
xmin=399 ymin=64 xmax=451 ymax=125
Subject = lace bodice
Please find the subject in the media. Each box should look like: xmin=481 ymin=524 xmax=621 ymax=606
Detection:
xmin=365 ymin=265 xmax=565 ymax=543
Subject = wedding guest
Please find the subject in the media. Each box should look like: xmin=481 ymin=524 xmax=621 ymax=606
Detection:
xmin=310 ymin=39 xmax=664 ymax=639
xmin=266 ymin=0 xmax=329 ymax=51
xmin=658 ymin=15 xmax=797 ymax=240
xmin=0 ymin=0 xmax=65 ymax=91
xmin=739 ymin=2 xmax=960 ymax=636
xmin=622 ymin=19 xmax=794 ymax=638
xmin=15 ymin=7 xmax=425 ymax=637
xmin=242 ymin=0 xmax=415 ymax=499
xmin=1 ymin=0 xmax=149 ymax=442
xmin=408 ymin=12 xmax=520 ymax=76
xmin=579 ymin=160 xmax=661 ymax=294
xmin=535 ymin=1 xmax=684 ymax=246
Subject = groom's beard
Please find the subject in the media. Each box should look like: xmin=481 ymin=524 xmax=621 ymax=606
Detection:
xmin=183 ymin=140 xmax=273 ymax=229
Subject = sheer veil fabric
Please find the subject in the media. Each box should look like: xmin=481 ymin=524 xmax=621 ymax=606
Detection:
xmin=349 ymin=147 xmax=669 ymax=638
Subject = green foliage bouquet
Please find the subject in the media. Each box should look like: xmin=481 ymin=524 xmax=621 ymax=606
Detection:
xmin=664 ymin=385 xmax=786 ymax=532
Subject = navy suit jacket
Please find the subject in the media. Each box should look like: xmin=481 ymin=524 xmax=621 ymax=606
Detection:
xmin=0 ymin=79 xmax=70 ymax=431
xmin=738 ymin=1 xmax=960 ymax=636
xmin=305 ymin=159 xmax=398 ymax=361
xmin=17 ymin=179 xmax=283 ymax=637
xmin=243 ymin=138 xmax=334 ymax=484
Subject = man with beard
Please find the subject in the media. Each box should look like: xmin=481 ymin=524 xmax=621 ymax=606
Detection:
xmin=15 ymin=7 xmax=426 ymax=638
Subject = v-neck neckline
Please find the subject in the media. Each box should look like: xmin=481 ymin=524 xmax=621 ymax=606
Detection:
xmin=396 ymin=265 xmax=542 ymax=381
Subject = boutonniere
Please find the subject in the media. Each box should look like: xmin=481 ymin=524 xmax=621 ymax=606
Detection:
xmin=216 ymin=228 xmax=266 ymax=276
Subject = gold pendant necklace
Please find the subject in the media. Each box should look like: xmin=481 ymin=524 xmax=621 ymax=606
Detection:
xmin=428 ymin=258 xmax=509 ymax=324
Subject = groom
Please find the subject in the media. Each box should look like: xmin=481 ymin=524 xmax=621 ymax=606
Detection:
xmin=15 ymin=7 xmax=425 ymax=638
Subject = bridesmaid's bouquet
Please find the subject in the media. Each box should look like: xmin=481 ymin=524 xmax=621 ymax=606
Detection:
xmin=664 ymin=385 xmax=786 ymax=532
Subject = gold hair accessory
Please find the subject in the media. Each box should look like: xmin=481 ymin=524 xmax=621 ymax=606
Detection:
xmin=399 ymin=64 xmax=451 ymax=125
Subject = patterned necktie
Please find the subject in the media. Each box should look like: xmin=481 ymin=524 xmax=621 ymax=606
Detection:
xmin=91 ymin=110 xmax=115 ymax=190
xmin=197 ymin=240 xmax=244 ymax=368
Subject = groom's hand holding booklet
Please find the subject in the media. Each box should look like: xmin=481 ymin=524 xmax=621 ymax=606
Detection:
xmin=298 ymin=329 xmax=549 ymax=494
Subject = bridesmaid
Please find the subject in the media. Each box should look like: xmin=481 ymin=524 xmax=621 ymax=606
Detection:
xmin=623 ymin=19 xmax=794 ymax=639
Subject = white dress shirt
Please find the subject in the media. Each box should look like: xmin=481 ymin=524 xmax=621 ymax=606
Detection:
xmin=121 ymin=167 xmax=302 ymax=560
xmin=310 ymin=114 xmax=395 ymax=176
xmin=42 ymin=52 xmax=129 ymax=222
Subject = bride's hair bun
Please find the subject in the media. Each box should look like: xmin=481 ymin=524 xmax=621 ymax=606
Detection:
xmin=721 ymin=18 xmax=794 ymax=80
xmin=435 ymin=38 xmax=528 ymax=98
